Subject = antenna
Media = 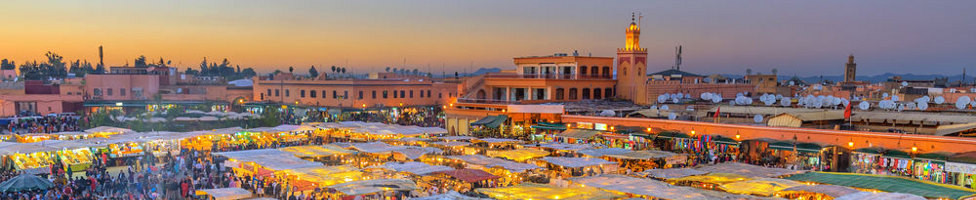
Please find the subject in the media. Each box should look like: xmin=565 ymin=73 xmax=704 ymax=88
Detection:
xmin=638 ymin=12 xmax=643 ymax=28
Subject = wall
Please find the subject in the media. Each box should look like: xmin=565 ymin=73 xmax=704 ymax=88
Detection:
xmin=253 ymin=77 xmax=459 ymax=108
xmin=563 ymin=115 xmax=976 ymax=154
xmin=85 ymin=74 xmax=161 ymax=101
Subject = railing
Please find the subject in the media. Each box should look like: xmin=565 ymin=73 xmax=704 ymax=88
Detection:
xmin=483 ymin=73 xmax=613 ymax=80
xmin=456 ymin=98 xmax=557 ymax=105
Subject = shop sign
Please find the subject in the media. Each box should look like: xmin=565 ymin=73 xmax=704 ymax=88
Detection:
xmin=946 ymin=162 xmax=976 ymax=174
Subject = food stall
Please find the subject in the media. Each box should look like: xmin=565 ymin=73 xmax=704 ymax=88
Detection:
xmin=485 ymin=148 xmax=549 ymax=162
xmin=717 ymin=177 xmax=804 ymax=196
xmin=538 ymin=157 xmax=617 ymax=178
xmin=570 ymin=174 xmax=720 ymax=200
xmin=474 ymin=183 xmax=623 ymax=200
xmin=428 ymin=169 xmax=501 ymax=193
xmin=666 ymin=173 xmax=753 ymax=190
xmin=327 ymin=179 xmax=419 ymax=200
xmin=776 ymin=184 xmax=860 ymax=200
xmin=195 ymin=188 xmax=253 ymax=200
xmin=783 ymin=172 xmax=976 ymax=200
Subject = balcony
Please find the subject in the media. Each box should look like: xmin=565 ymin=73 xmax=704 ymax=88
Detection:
xmin=483 ymin=73 xmax=613 ymax=80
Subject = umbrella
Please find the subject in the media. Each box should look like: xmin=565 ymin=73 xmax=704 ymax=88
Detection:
xmin=0 ymin=174 xmax=54 ymax=192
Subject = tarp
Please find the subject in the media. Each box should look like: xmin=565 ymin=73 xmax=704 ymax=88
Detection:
xmin=779 ymin=185 xmax=860 ymax=198
xmin=578 ymin=148 xmax=631 ymax=158
xmin=348 ymin=142 xmax=405 ymax=153
xmin=470 ymin=115 xmax=508 ymax=128
xmin=557 ymin=129 xmax=600 ymax=139
xmin=667 ymin=173 xmax=753 ymax=185
xmin=279 ymin=165 xmax=364 ymax=187
xmin=475 ymin=183 xmax=624 ymax=200
xmin=378 ymin=162 xmax=454 ymax=175
xmin=696 ymin=162 xmax=800 ymax=178
xmin=199 ymin=188 xmax=252 ymax=200
xmin=392 ymin=147 xmax=443 ymax=159
xmin=540 ymin=157 xmax=615 ymax=168
xmin=279 ymin=145 xmax=356 ymax=158
xmin=605 ymin=150 xmax=677 ymax=160
xmin=569 ymin=174 xmax=715 ymax=200
xmin=84 ymin=126 xmax=133 ymax=134
xmin=431 ymin=141 xmax=471 ymax=147
xmin=783 ymin=172 xmax=976 ymax=199
xmin=638 ymin=168 xmax=707 ymax=179
xmin=834 ymin=191 xmax=926 ymax=200
xmin=437 ymin=136 xmax=476 ymax=141
xmin=487 ymin=148 xmax=549 ymax=162
xmin=474 ymin=138 xmax=520 ymax=144
xmin=433 ymin=169 xmax=500 ymax=183
xmin=718 ymin=178 xmax=804 ymax=196
xmin=0 ymin=174 xmax=54 ymax=192
xmin=328 ymin=179 xmax=418 ymax=196
xmin=531 ymin=143 xmax=598 ymax=151
xmin=411 ymin=191 xmax=489 ymax=200
xmin=214 ymin=149 xmax=323 ymax=171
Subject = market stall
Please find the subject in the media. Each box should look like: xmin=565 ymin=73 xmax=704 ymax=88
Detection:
xmin=196 ymin=188 xmax=253 ymax=200
xmin=696 ymin=162 xmax=800 ymax=178
xmin=378 ymin=162 xmax=454 ymax=176
xmin=328 ymin=179 xmax=419 ymax=200
xmin=486 ymin=148 xmax=549 ymax=162
xmin=569 ymin=174 xmax=715 ymax=200
xmin=717 ymin=177 xmax=804 ymax=196
xmin=637 ymin=167 xmax=707 ymax=180
xmin=783 ymin=171 xmax=976 ymax=200
xmin=776 ymin=184 xmax=860 ymax=200
xmin=279 ymin=145 xmax=356 ymax=165
xmin=474 ymin=183 xmax=623 ymax=200
xmin=429 ymin=169 xmax=501 ymax=193
xmin=947 ymin=151 xmax=976 ymax=189
xmin=539 ymin=157 xmax=617 ymax=178
xmin=277 ymin=165 xmax=365 ymax=189
xmin=666 ymin=173 xmax=753 ymax=190
xmin=833 ymin=191 xmax=926 ymax=200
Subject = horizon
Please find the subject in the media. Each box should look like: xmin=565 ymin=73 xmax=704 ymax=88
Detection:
xmin=2 ymin=0 xmax=974 ymax=76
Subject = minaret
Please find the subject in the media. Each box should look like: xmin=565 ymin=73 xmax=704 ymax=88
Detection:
xmin=98 ymin=46 xmax=104 ymax=67
xmin=844 ymin=54 xmax=856 ymax=82
xmin=616 ymin=13 xmax=649 ymax=104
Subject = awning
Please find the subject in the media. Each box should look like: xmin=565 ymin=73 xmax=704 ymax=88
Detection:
xmin=883 ymin=149 xmax=911 ymax=159
xmin=948 ymin=151 xmax=976 ymax=164
xmin=712 ymin=135 xmax=739 ymax=145
xmin=557 ymin=129 xmax=600 ymax=139
xmin=531 ymin=122 xmax=567 ymax=131
xmin=769 ymin=142 xmax=823 ymax=153
xmin=470 ymin=115 xmax=508 ymax=128
xmin=784 ymin=172 xmax=974 ymax=199
xmin=655 ymin=131 xmax=689 ymax=139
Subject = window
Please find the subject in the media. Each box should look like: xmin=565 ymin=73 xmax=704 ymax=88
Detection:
xmin=400 ymin=90 xmax=405 ymax=98
xmin=419 ymin=90 xmax=424 ymax=98
xmin=580 ymin=66 xmax=587 ymax=76
xmin=300 ymin=90 xmax=306 ymax=98
xmin=393 ymin=90 xmax=398 ymax=98
xmin=285 ymin=90 xmax=290 ymax=97
xmin=107 ymin=88 xmax=113 ymax=96
xmin=372 ymin=91 xmax=377 ymax=99
xmin=322 ymin=90 xmax=327 ymax=98
xmin=427 ymin=90 xmax=431 ymax=98
xmin=594 ymin=88 xmax=602 ymax=99
xmin=358 ymin=91 xmax=363 ymax=99
xmin=93 ymin=89 xmax=102 ymax=96
xmin=344 ymin=91 xmax=348 ymax=99
xmin=275 ymin=89 xmax=280 ymax=97
xmin=333 ymin=91 xmax=338 ymax=99
xmin=602 ymin=66 xmax=611 ymax=78
xmin=439 ymin=93 xmax=442 ymax=98
xmin=581 ymin=88 xmax=590 ymax=99
xmin=409 ymin=90 xmax=414 ymax=98
xmin=120 ymin=88 xmax=126 ymax=96
xmin=310 ymin=90 xmax=317 ymax=98
xmin=260 ymin=93 xmax=264 ymax=100
xmin=590 ymin=67 xmax=598 ymax=76
xmin=383 ymin=91 xmax=388 ymax=98
xmin=605 ymin=88 xmax=613 ymax=98
xmin=555 ymin=88 xmax=565 ymax=100
xmin=267 ymin=89 xmax=272 ymax=96
xmin=66 ymin=92 xmax=72 ymax=95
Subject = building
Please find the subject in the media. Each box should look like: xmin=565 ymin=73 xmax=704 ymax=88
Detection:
xmin=251 ymin=73 xmax=459 ymax=109
xmin=83 ymin=65 xmax=252 ymax=113
xmin=844 ymin=54 xmax=856 ymax=83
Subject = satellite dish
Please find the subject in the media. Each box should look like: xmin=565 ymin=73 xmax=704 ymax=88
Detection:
xmin=658 ymin=94 xmax=669 ymax=103
xmin=660 ymin=105 xmax=669 ymax=110
xmin=897 ymin=104 xmax=905 ymax=112
xmin=668 ymin=113 xmax=677 ymax=120
xmin=858 ymin=101 xmax=870 ymax=110
xmin=672 ymin=98 xmax=680 ymax=104
xmin=685 ymin=94 xmax=691 ymax=99
xmin=891 ymin=95 xmax=900 ymax=102
xmin=650 ymin=105 xmax=658 ymax=109
xmin=883 ymin=93 xmax=889 ymax=98
xmin=712 ymin=96 xmax=722 ymax=103
xmin=917 ymin=102 xmax=928 ymax=111
xmin=600 ymin=110 xmax=616 ymax=116
xmin=700 ymin=93 xmax=711 ymax=100
xmin=901 ymin=81 xmax=908 ymax=87
xmin=753 ymin=114 xmax=764 ymax=123
xmin=934 ymin=96 xmax=945 ymax=104
xmin=780 ymin=97 xmax=792 ymax=107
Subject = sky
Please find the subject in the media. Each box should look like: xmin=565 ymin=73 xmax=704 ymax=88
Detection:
xmin=1 ymin=0 xmax=974 ymax=76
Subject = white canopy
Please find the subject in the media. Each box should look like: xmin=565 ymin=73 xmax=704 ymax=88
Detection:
xmin=379 ymin=162 xmax=453 ymax=175
xmin=198 ymin=188 xmax=252 ymax=200
xmin=540 ymin=157 xmax=615 ymax=168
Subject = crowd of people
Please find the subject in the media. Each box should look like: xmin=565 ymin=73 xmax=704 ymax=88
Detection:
xmin=3 ymin=115 xmax=81 ymax=134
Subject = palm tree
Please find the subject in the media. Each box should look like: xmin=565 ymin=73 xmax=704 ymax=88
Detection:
xmin=385 ymin=67 xmax=391 ymax=72
xmin=331 ymin=66 xmax=337 ymax=73
xmin=288 ymin=66 xmax=294 ymax=73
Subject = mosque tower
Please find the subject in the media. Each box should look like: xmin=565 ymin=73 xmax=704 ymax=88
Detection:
xmin=616 ymin=13 xmax=649 ymax=104
xmin=844 ymin=54 xmax=856 ymax=82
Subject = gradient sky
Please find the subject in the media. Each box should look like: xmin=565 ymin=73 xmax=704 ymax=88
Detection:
xmin=1 ymin=0 xmax=974 ymax=76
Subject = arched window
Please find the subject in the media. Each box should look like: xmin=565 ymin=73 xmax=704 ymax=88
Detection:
xmin=582 ymin=88 xmax=591 ymax=99
xmin=555 ymin=88 xmax=565 ymax=100
xmin=605 ymin=88 xmax=613 ymax=98
xmin=602 ymin=66 xmax=611 ymax=77
xmin=622 ymin=67 xmax=627 ymax=76
xmin=593 ymin=88 xmax=602 ymax=99
xmin=591 ymin=67 xmax=599 ymax=76
xmin=580 ymin=66 xmax=588 ymax=76
xmin=569 ymin=88 xmax=578 ymax=100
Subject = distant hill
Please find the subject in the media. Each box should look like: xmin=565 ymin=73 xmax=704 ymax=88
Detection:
xmin=722 ymin=73 xmax=974 ymax=84
xmin=434 ymin=67 xmax=502 ymax=78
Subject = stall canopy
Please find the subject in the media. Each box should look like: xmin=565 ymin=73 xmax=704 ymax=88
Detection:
xmin=474 ymin=138 xmax=521 ymax=144
xmin=778 ymin=185 xmax=860 ymax=198
xmin=379 ymin=162 xmax=454 ymax=175
xmin=487 ymin=148 xmax=549 ymax=162
xmin=540 ymin=157 xmax=615 ymax=168
xmin=834 ymin=191 xmax=927 ymax=200
xmin=412 ymin=191 xmax=489 ymax=200
xmin=531 ymin=122 xmax=567 ymax=131
xmin=447 ymin=155 xmax=540 ymax=173
xmin=605 ymin=150 xmax=678 ymax=160
xmin=638 ymin=168 xmax=707 ymax=179
xmin=783 ymin=172 xmax=976 ymax=200
xmin=431 ymin=141 xmax=471 ymax=147
xmin=84 ymin=126 xmax=133 ymax=134
xmin=433 ymin=169 xmax=500 ymax=183
xmin=198 ymin=188 xmax=252 ymax=200
xmin=475 ymin=183 xmax=624 ymax=200
xmin=667 ymin=173 xmax=753 ymax=185
xmin=348 ymin=142 xmax=405 ymax=153
xmin=392 ymin=147 xmax=443 ymax=159
xmin=696 ymin=162 xmax=800 ymax=178
xmin=718 ymin=178 xmax=804 ymax=196
xmin=0 ymin=174 xmax=54 ymax=192
xmin=557 ymin=129 xmax=601 ymax=139
xmin=655 ymin=131 xmax=689 ymax=139
xmin=578 ymin=148 xmax=632 ymax=158
xmin=768 ymin=142 xmax=824 ymax=153
xmin=437 ymin=136 xmax=476 ymax=141
xmin=279 ymin=165 xmax=364 ymax=187
xmin=328 ymin=179 xmax=418 ymax=196
xmin=570 ymin=174 xmax=714 ymax=200
xmin=214 ymin=149 xmax=323 ymax=171
xmin=949 ymin=151 xmax=976 ymax=164
xmin=469 ymin=115 xmax=508 ymax=128
xmin=279 ymin=145 xmax=356 ymax=158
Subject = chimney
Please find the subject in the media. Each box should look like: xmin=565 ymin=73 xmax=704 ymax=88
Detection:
xmin=98 ymin=46 xmax=104 ymax=67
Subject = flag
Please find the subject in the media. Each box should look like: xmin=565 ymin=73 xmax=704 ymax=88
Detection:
xmin=844 ymin=102 xmax=852 ymax=119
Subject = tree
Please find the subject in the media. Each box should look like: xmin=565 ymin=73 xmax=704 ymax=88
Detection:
xmin=412 ymin=69 xmax=419 ymax=75
xmin=341 ymin=67 xmax=346 ymax=74
xmin=772 ymin=68 xmax=778 ymax=75
xmin=185 ymin=67 xmax=199 ymax=75
xmin=0 ymin=59 xmax=14 ymax=70
xmin=199 ymin=57 xmax=208 ymax=75
xmin=134 ymin=55 xmax=148 ymax=68
xmin=385 ymin=67 xmax=390 ymax=72
xmin=309 ymin=65 xmax=319 ymax=77
xmin=241 ymin=68 xmax=257 ymax=77
xmin=331 ymin=66 xmax=336 ymax=73
xmin=288 ymin=66 xmax=294 ymax=73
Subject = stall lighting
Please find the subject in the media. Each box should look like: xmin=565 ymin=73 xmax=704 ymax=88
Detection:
xmin=848 ymin=141 xmax=854 ymax=148
xmin=735 ymin=134 xmax=741 ymax=140
xmin=911 ymin=146 xmax=918 ymax=153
